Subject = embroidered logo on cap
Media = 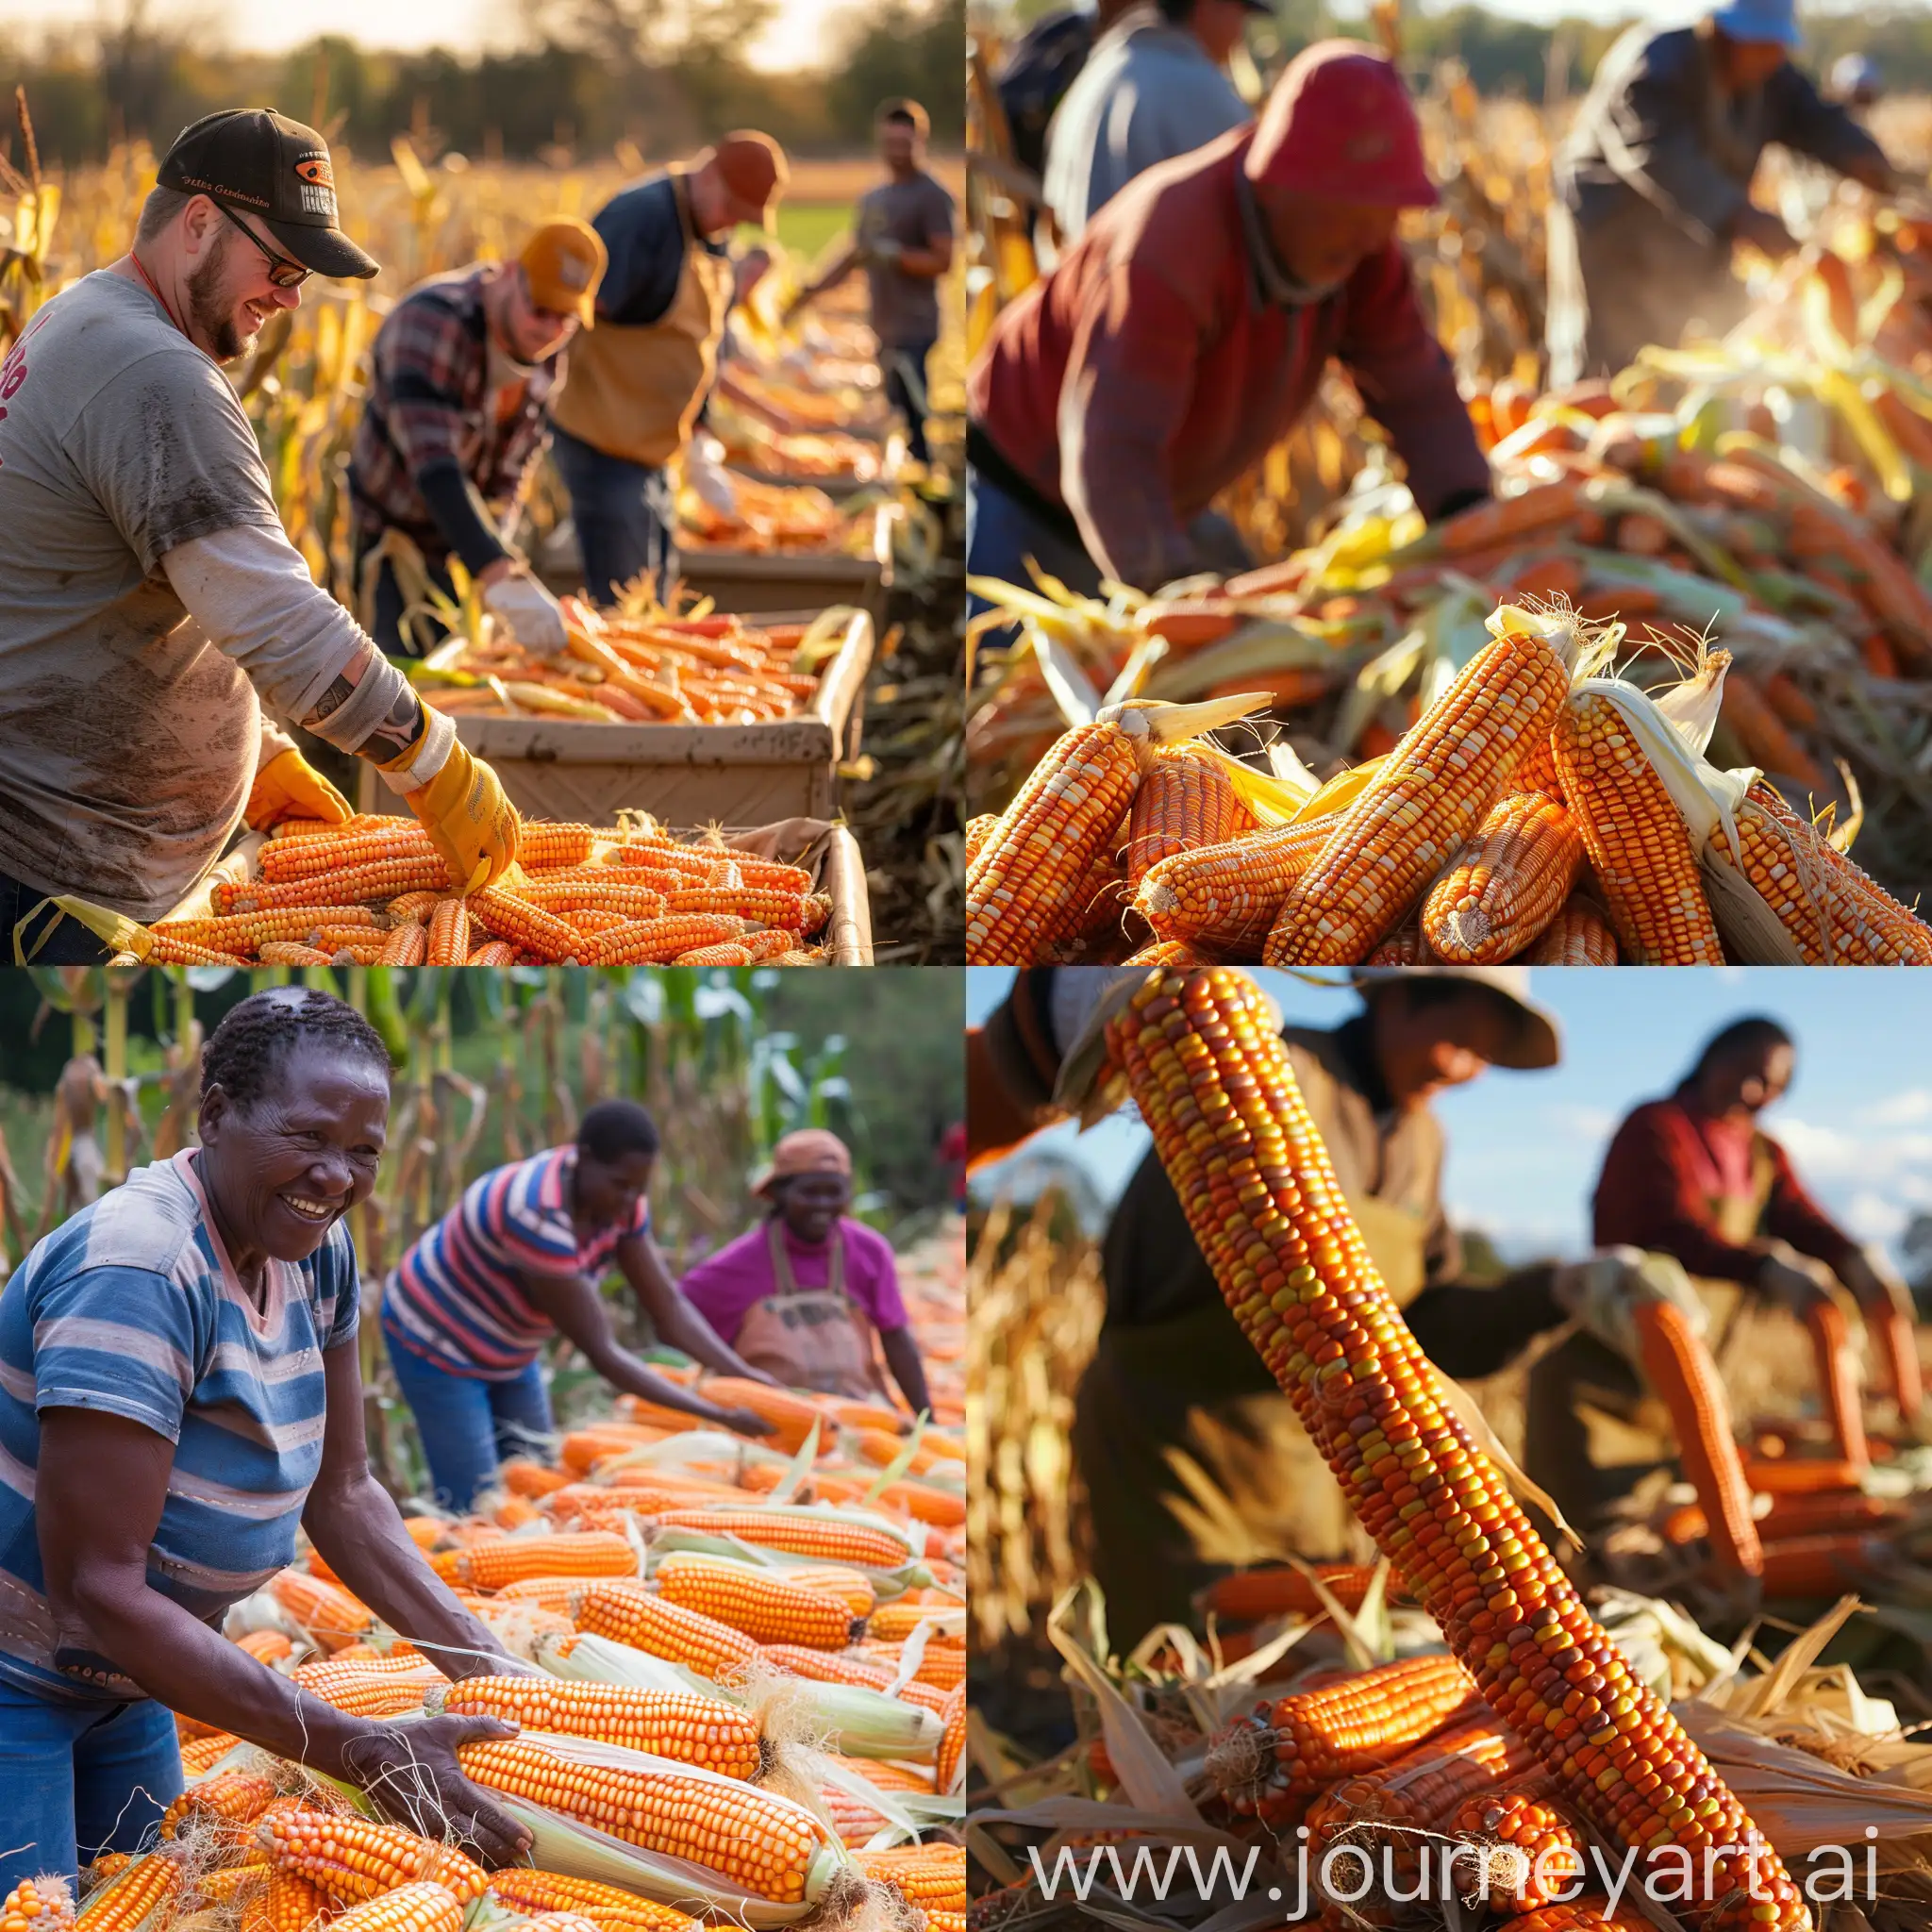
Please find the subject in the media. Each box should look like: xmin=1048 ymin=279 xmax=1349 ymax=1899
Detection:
xmin=295 ymin=150 xmax=337 ymax=218
xmin=295 ymin=153 xmax=335 ymax=187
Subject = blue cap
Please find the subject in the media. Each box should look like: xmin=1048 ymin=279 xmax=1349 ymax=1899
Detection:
xmin=1709 ymin=0 xmax=1801 ymax=49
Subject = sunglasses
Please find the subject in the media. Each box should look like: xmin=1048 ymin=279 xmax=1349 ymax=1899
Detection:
xmin=216 ymin=202 xmax=310 ymax=289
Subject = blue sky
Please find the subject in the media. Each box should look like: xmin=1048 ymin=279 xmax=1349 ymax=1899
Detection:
xmin=968 ymin=968 xmax=1932 ymax=1262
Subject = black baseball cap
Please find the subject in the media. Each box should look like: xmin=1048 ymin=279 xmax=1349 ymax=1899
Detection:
xmin=158 ymin=108 xmax=380 ymax=280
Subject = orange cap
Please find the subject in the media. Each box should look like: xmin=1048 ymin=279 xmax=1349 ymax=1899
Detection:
xmin=519 ymin=217 xmax=607 ymax=325
xmin=752 ymin=1128 xmax=852 ymax=1196
xmin=708 ymin=130 xmax=789 ymax=232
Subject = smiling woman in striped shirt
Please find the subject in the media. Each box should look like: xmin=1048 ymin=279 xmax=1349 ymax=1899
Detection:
xmin=0 ymin=989 xmax=531 ymax=1891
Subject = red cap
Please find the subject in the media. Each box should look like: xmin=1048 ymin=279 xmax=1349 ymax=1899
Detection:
xmin=1244 ymin=41 xmax=1438 ymax=209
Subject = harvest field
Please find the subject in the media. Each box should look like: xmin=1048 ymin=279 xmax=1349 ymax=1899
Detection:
xmin=964 ymin=965 xmax=1932 ymax=1932
xmin=964 ymin=69 xmax=1932 ymax=968
xmin=0 ymin=118 xmax=969 ymax=959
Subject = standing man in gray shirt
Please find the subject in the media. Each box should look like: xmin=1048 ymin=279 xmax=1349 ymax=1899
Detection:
xmin=1041 ymin=0 xmax=1262 ymax=241
xmin=789 ymin=101 xmax=957 ymax=464
xmin=0 ymin=108 xmax=520 ymax=959
xmin=1545 ymin=0 xmax=1903 ymax=386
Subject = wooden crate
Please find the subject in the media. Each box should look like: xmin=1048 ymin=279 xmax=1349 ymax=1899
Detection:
xmin=163 ymin=822 xmax=873 ymax=965
xmin=355 ymin=610 xmax=872 ymax=826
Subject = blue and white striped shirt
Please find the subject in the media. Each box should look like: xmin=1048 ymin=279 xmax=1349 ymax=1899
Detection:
xmin=0 ymin=1149 xmax=358 ymax=1703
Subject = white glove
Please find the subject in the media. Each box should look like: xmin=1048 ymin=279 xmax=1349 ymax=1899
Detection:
xmin=482 ymin=571 xmax=568 ymax=657
xmin=1553 ymin=1247 xmax=1709 ymax=1365
xmin=687 ymin=435 xmax=740 ymax=520
xmin=869 ymin=237 xmax=905 ymax=267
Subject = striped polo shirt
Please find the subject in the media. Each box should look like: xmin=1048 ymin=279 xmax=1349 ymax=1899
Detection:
xmin=0 ymin=1149 xmax=358 ymax=1704
xmin=381 ymin=1147 xmax=649 ymax=1380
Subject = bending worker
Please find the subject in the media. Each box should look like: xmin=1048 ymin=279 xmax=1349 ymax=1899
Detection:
xmin=1526 ymin=1016 xmax=1919 ymax=1532
xmin=679 ymin=1130 xmax=934 ymax=1414
xmin=967 ymin=41 xmax=1491 ymax=608
xmin=0 ymin=108 xmax=518 ymax=961
xmin=349 ymin=219 xmax=608 ymax=658
xmin=549 ymin=133 xmax=789 ymax=604
xmin=1546 ymin=0 xmax=1905 ymax=385
xmin=381 ymin=1100 xmax=781 ymax=1512
xmin=971 ymin=967 xmax=1604 ymax=1648
xmin=0 ymin=990 xmax=533 ymax=1887
xmin=788 ymin=101 xmax=957 ymax=467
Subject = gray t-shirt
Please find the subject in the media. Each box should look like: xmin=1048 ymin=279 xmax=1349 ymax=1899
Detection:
xmin=855 ymin=174 xmax=958 ymax=347
xmin=0 ymin=273 xmax=294 ymax=918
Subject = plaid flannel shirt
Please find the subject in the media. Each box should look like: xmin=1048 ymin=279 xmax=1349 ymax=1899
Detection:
xmin=349 ymin=263 xmax=558 ymax=558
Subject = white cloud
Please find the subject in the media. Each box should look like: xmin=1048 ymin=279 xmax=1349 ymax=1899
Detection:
xmin=1544 ymin=1103 xmax=1616 ymax=1141
xmin=1865 ymin=1090 xmax=1932 ymax=1128
xmin=1845 ymin=1192 xmax=1910 ymax=1245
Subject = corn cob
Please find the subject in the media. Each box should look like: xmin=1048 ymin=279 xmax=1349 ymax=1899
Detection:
xmin=1108 ymin=968 xmax=1811 ymax=1932
xmin=321 ymin=1886 xmax=460 ymax=1932
xmin=1741 ymin=1456 xmax=1864 ymax=1495
xmin=258 ymin=1812 xmax=488 ymax=1904
xmin=1364 ymin=921 xmax=1425 ymax=965
xmin=1525 ymin=894 xmax=1620 ymax=965
xmin=1125 ymin=749 xmax=1255 ymax=889
xmin=1552 ymin=693 xmax=1724 ymax=963
xmin=425 ymin=898 xmax=470 ymax=966
xmin=439 ymin=1531 xmax=637 ymax=1591
xmin=75 ymin=1855 xmax=181 ymax=1932
xmin=937 ymin=1684 xmax=966 ymax=1790
xmin=581 ymin=915 xmax=747 ymax=966
xmin=967 ymin=722 xmax=1141 ymax=965
xmin=858 ymin=1636 xmax=963 ymax=1689
xmin=377 ymin=922 xmax=428 ymax=965
xmin=1755 ymin=1532 xmax=1887 ymax=1598
xmin=467 ymin=941 xmax=515 ymax=965
xmin=1878 ymin=1307 xmax=1924 ymax=1423
xmin=1633 ymin=1300 xmax=1762 ymax=1578
xmin=665 ymin=888 xmax=804 ymax=927
xmin=653 ymin=1552 xmax=858 ymax=1649
xmin=260 ymin=829 xmax=435 ymax=882
xmin=236 ymin=1629 xmax=295 ymax=1666
xmin=1210 ymin=1654 xmax=1477 ymax=1822
xmin=291 ymin=1659 xmax=440 ymax=1719
xmin=1805 ymin=1299 xmax=1870 ymax=1471
xmin=1422 ymin=789 xmax=1585 ymax=964
xmin=146 ymin=936 xmax=250 ymax=965
xmin=1512 ymin=1904 xmax=1655 ymax=1932
xmin=574 ymin=1580 xmax=760 ymax=1677
xmin=799 ymin=894 xmax=831 ymax=938
xmin=924 ymin=1917 xmax=965 ymax=1932
xmin=1268 ymin=625 xmax=1571 ymax=963
xmin=80 ymin=1858 xmax=130 ymax=1894
xmin=489 ymin=1574 xmax=582 ymax=1613
xmin=674 ymin=943 xmax=753 ymax=965
xmin=267 ymin=1572 xmax=375 ymax=1649
xmin=258 ymin=941 xmax=336 ymax=965
xmin=431 ymin=1677 xmax=762 ymax=1777
xmin=179 ymin=1732 xmax=244 ymax=1774
xmin=648 ymin=1509 xmax=911 ymax=1571
xmin=854 ymin=1845 xmax=966 ymax=1910
xmin=3 ymin=1879 xmax=75 ymax=1932
xmin=154 ymin=908 xmax=378 ymax=949
xmin=518 ymin=879 xmax=670 ymax=921
xmin=216 ymin=858 xmax=449 ymax=912
xmin=464 ymin=890 xmax=591 ymax=959
xmin=774 ymin=1563 xmax=875 ymax=1619
xmin=1195 ymin=1562 xmax=1388 ymax=1623
xmin=692 ymin=1380 xmax=825 ymax=1453
xmin=192 ymin=1866 xmax=269 ymax=1907
xmin=500 ymin=1458 xmax=569 ymax=1497
xmin=1449 ymin=1784 xmax=1587 ymax=1909
xmin=386 ymin=891 xmax=440 ymax=924
xmin=454 ymin=1738 xmax=833 ymax=1904
xmin=481 ymin=1871 xmax=695 ymax=1931
xmin=866 ymin=1600 xmax=958 ymax=1643
xmin=161 ymin=1769 xmax=280 ymax=1839
xmin=1135 ymin=821 xmax=1331 ymax=955
xmin=514 ymin=823 xmax=599 ymax=869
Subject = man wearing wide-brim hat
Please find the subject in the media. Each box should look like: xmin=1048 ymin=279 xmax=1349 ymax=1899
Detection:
xmin=678 ymin=1129 xmax=934 ymax=1413
xmin=1546 ymin=0 xmax=1906 ymax=387
xmin=549 ymin=133 xmax=789 ymax=606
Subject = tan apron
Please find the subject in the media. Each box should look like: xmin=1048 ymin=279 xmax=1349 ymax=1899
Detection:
xmin=1074 ymin=1047 xmax=1435 ymax=1649
xmin=733 ymin=1221 xmax=888 ymax=1401
xmin=1524 ymin=1140 xmax=1776 ymax=1537
xmin=550 ymin=175 xmax=732 ymax=468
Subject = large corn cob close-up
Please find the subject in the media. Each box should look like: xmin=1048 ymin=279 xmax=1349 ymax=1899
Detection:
xmin=258 ymin=1812 xmax=490 ymax=1905
xmin=428 ymin=1676 xmax=763 ymax=1777
xmin=1107 ymin=967 xmax=1814 ymax=1931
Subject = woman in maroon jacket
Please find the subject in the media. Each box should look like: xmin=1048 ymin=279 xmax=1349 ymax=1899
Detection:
xmin=1526 ymin=1016 xmax=1914 ymax=1534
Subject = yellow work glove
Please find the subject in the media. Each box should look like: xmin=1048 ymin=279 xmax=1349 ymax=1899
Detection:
xmin=245 ymin=748 xmax=353 ymax=832
xmin=374 ymin=712 xmax=520 ymax=893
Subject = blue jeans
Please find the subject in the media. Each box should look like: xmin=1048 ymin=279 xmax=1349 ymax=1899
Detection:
xmin=882 ymin=338 xmax=938 ymax=464
xmin=0 ymin=1675 xmax=181 ymax=1889
xmin=549 ymin=426 xmax=677 ymax=608
xmin=965 ymin=468 xmax=1104 ymax=653
xmin=383 ymin=1324 xmax=555 ymax=1512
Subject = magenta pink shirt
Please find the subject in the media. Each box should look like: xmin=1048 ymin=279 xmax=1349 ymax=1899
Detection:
xmin=677 ymin=1216 xmax=908 ymax=1345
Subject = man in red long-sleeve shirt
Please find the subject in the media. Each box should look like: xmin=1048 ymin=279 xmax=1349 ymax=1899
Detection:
xmin=966 ymin=39 xmax=1491 ymax=608
xmin=1527 ymin=1015 xmax=1912 ymax=1533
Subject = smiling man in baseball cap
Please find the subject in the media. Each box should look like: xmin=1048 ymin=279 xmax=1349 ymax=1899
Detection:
xmin=0 ymin=106 xmax=521 ymax=962
xmin=1546 ymin=0 xmax=1907 ymax=385
xmin=967 ymin=41 xmax=1491 ymax=605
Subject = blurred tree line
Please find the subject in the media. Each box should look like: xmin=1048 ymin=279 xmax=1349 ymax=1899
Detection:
xmin=2 ymin=0 xmax=964 ymax=168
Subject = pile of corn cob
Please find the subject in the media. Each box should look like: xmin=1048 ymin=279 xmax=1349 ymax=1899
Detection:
xmin=966 ymin=605 xmax=1932 ymax=966
xmin=675 ymin=473 xmax=872 ymax=556
xmin=966 ymin=966 xmax=1932 ymax=1932
xmin=96 ymin=1342 xmax=963 ymax=1932
xmin=414 ymin=607 xmax=844 ymax=727
xmin=109 ymin=817 xmax=837 ymax=970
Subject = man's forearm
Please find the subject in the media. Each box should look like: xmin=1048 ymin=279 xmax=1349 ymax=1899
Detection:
xmin=307 ymin=1477 xmax=512 ymax=1681
xmin=651 ymin=1297 xmax=763 ymax=1380
xmin=415 ymin=457 xmax=513 ymax=576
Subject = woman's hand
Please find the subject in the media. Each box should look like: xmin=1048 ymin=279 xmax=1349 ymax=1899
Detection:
xmin=711 ymin=1404 xmax=779 ymax=1440
xmin=339 ymin=1712 xmax=532 ymax=1866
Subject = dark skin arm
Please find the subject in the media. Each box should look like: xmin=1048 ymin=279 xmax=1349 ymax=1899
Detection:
xmin=517 ymin=1266 xmax=776 ymax=1436
xmin=879 ymin=1326 xmax=933 ymax=1418
xmin=36 ymin=1404 xmax=529 ymax=1863
xmin=611 ymin=1233 xmax=780 ymax=1386
xmin=305 ymin=1342 xmax=524 ymax=1682
xmin=790 ymin=229 xmax=956 ymax=315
